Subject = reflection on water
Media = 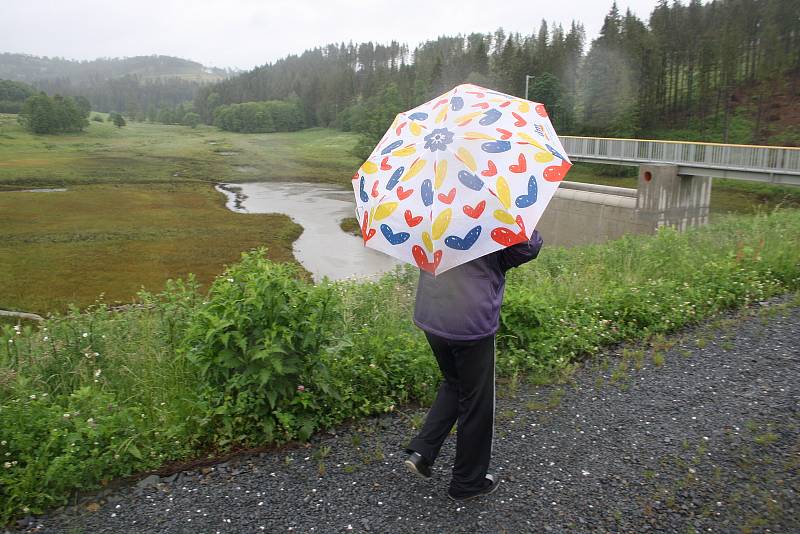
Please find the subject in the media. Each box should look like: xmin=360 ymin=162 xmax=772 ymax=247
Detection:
xmin=216 ymin=182 xmax=401 ymax=282
xmin=0 ymin=188 xmax=67 ymax=193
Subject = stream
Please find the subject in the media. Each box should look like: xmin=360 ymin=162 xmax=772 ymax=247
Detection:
xmin=216 ymin=182 xmax=401 ymax=282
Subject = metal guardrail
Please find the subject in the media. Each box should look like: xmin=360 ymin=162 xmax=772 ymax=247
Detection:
xmin=561 ymin=136 xmax=800 ymax=186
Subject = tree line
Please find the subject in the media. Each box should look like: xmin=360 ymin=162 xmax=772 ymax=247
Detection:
xmin=1 ymin=54 xmax=231 ymax=117
xmin=17 ymin=93 xmax=91 ymax=134
xmin=213 ymin=100 xmax=305 ymax=133
xmin=195 ymin=0 xmax=799 ymax=144
xmin=0 ymin=80 xmax=37 ymax=113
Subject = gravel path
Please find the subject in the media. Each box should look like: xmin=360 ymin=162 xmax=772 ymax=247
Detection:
xmin=19 ymin=297 xmax=799 ymax=533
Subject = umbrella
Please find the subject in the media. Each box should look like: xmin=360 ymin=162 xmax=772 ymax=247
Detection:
xmin=352 ymin=83 xmax=571 ymax=275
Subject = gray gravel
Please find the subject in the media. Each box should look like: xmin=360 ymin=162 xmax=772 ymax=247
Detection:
xmin=19 ymin=296 xmax=800 ymax=533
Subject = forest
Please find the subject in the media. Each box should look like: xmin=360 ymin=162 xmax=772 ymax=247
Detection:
xmin=195 ymin=0 xmax=800 ymax=147
xmin=0 ymin=54 xmax=229 ymax=116
xmin=0 ymin=79 xmax=36 ymax=113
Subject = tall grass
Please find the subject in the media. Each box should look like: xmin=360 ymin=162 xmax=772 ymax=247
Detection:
xmin=1 ymin=209 xmax=799 ymax=522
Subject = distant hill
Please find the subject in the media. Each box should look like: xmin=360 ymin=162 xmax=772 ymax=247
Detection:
xmin=0 ymin=53 xmax=230 ymax=84
xmin=0 ymin=53 xmax=234 ymax=114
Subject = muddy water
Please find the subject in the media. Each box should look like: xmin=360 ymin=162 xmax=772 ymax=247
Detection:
xmin=216 ymin=182 xmax=401 ymax=282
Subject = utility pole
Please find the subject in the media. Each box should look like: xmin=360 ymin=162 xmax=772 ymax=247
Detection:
xmin=525 ymin=75 xmax=535 ymax=100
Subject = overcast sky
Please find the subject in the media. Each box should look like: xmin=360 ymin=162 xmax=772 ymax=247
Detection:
xmin=1 ymin=0 xmax=660 ymax=70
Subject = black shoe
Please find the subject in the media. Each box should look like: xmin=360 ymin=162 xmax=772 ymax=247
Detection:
xmin=404 ymin=452 xmax=432 ymax=479
xmin=447 ymin=474 xmax=500 ymax=502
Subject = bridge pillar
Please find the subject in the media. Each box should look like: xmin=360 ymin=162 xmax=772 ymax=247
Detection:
xmin=635 ymin=164 xmax=712 ymax=231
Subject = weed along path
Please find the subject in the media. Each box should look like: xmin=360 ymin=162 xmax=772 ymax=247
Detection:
xmin=217 ymin=182 xmax=400 ymax=282
xmin=26 ymin=296 xmax=799 ymax=533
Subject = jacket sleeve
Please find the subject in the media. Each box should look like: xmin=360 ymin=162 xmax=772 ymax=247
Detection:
xmin=497 ymin=229 xmax=543 ymax=273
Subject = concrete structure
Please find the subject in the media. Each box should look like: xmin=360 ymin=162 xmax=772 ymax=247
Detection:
xmin=561 ymin=136 xmax=800 ymax=185
xmin=635 ymin=164 xmax=712 ymax=231
xmin=539 ymin=165 xmax=713 ymax=247
xmin=538 ymin=181 xmax=648 ymax=247
xmin=537 ymin=136 xmax=800 ymax=247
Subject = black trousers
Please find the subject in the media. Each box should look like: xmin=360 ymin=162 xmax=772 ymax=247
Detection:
xmin=407 ymin=331 xmax=496 ymax=496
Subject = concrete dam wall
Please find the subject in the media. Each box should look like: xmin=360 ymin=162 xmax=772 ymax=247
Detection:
xmin=539 ymin=164 xmax=712 ymax=247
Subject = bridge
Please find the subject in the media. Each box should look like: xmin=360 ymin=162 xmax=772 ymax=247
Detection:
xmin=561 ymin=136 xmax=800 ymax=186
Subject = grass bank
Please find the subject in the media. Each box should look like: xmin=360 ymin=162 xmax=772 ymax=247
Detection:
xmin=0 ymin=183 xmax=302 ymax=314
xmin=1 ymin=209 xmax=798 ymax=523
xmin=0 ymin=116 xmax=361 ymax=313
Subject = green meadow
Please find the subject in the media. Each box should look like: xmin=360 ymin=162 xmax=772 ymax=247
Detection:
xmin=0 ymin=116 xmax=362 ymax=314
xmin=1 ymin=113 xmax=799 ymax=316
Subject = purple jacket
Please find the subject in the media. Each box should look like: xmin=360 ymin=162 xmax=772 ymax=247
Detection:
xmin=413 ymin=230 xmax=543 ymax=340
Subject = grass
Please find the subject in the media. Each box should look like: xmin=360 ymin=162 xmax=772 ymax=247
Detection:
xmin=0 ymin=183 xmax=302 ymax=313
xmin=0 ymin=116 xmax=362 ymax=313
xmin=0 ymin=210 xmax=798 ymax=522
xmin=0 ymin=115 xmax=362 ymax=189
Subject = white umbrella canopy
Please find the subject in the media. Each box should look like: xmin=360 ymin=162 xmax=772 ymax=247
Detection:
xmin=352 ymin=83 xmax=572 ymax=275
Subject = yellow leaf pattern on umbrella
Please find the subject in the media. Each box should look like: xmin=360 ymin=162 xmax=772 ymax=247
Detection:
xmin=517 ymin=132 xmax=547 ymax=152
xmin=456 ymin=147 xmax=477 ymax=172
xmin=455 ymin=111 xmax=482 ymax=126
xmin=410 ymin=122 xmax=423 ymax=136
xmin=392 ymin=145 xmax=416 ymax=157
xmin=422 ymin=231 xmax=434 ymax=252
xmin=434 ymin=160 xmax=448 ymax=189
xmin=402 ymin=158 xmax=427 ymax=182
xmin=432 ymin=208 xmax=452 ymax=240
xmin=374 ymin=202 xmax=399 ymax=221
xmin=493 ymin=209 xmax=516 ymax=224
xmin=362 ymin=161 xmax=378 ymax=174
xmin=496 ymin=176 xmax=511 ymax=209
xmin=464 ymin=131 xmax=495 ymax=140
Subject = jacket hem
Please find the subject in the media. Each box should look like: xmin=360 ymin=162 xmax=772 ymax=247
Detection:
xmin=413 ymin=318 xmax=498 ymax=342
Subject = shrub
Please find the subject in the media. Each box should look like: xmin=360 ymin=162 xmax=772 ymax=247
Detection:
xmin=182 ymin=251 xmax=341 ymax=445
xmin=17 ymin=94 xmax=89 ymax=134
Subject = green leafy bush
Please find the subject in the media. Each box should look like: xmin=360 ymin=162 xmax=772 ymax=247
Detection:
xmin=0 ymin=387 xmax=188 ymax=518
xmin=182 ymin=251 xmax=340 ymax=445
xmin=0 ymin=279 xmax=204 ymax=522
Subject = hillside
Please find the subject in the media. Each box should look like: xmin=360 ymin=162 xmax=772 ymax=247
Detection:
xmin=0 ymin=53 xmax=229 ymax=84
xmin=0 ymin=53 xmax=234 ymax=114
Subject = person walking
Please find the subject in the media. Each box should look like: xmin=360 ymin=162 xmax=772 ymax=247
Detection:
xmin=404 ymin=230 xmax=544 ymax=501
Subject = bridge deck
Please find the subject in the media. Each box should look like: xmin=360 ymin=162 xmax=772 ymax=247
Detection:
xmin=561 ymin=136 xmax=800 ymax=186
